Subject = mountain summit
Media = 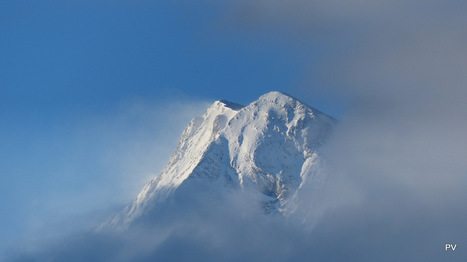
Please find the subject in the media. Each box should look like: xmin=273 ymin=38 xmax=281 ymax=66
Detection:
xmin=107 ymin=92 xmax=336 ymax=229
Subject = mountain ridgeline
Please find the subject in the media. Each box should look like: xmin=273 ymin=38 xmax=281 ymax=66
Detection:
xmin=106 ymin=92 xmax=336 ymax=230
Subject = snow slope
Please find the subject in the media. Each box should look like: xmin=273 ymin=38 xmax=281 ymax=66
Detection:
xmin=107 ymin=91 xmax=336 ymax=229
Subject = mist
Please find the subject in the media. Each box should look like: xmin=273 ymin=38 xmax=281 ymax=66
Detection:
xmin=230 ymin=0 xmax=467 ymax=260
xmin=1 ymin=97 xmax=210 ymax=261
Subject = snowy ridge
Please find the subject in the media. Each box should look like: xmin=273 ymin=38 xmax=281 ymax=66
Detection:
xmin=106 ymin=92 xmax=335 ymax=229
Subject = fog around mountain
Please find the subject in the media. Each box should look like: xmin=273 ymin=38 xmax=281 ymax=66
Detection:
xmin=6 ymin=91 xmax=466 ymax=261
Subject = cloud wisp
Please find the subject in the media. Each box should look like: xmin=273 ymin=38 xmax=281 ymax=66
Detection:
xmin=2 ymin=97 xmax=211 ymax=261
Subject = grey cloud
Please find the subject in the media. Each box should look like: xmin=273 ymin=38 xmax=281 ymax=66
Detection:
xmin=221 ymin=0 xmax=467 ymax=261
xmin=228 ymin=0 xmax=467 ymax=105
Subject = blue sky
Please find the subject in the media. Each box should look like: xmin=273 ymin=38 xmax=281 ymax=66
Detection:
xmin=1 ymin=1 xmax=345 ymax=112
xmin=0 ymin=0 xmax=345 ymax=253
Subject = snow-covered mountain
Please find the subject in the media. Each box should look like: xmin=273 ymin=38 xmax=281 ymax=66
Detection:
xmin=106 ymin=91 xmax=336 ymax=230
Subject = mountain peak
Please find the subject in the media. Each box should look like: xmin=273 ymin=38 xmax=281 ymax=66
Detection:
xmin=256 ymin=91 xmax=337 ymax=124
xmin=218 ymin=100 xmax=244 ymax=110
xmin=259 ymin=91 xmax=291 ymax=98
xmin=105 ymin=91 xmax=335 ymax=230
xmin=257 ymin=91 xmax=295 ymax=103
xmin=206 ymin=100 xmax=244 ymax=116
xmin=256 ymin=91 xmax=312 ymax=112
